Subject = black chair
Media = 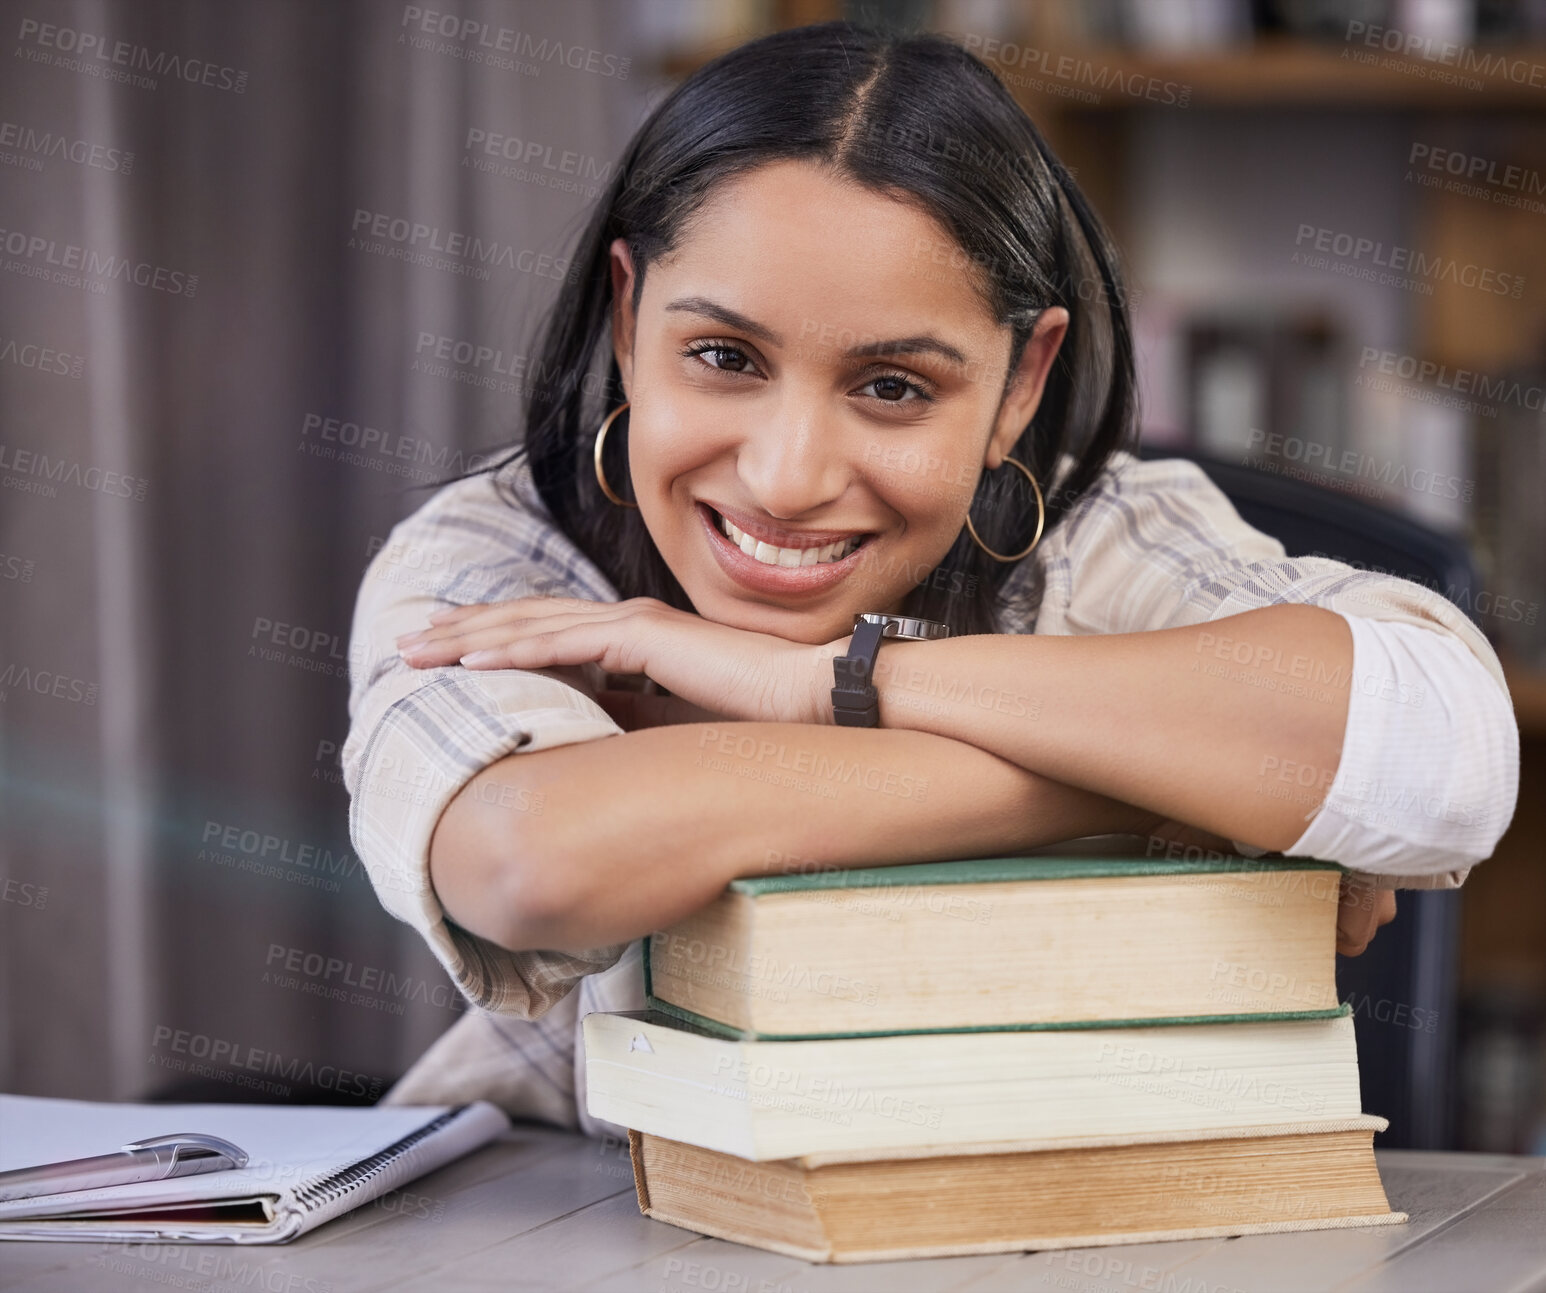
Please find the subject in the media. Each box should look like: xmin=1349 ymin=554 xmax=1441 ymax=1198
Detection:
xmin=1138 ymin=444 xmax=1480 ymax=1150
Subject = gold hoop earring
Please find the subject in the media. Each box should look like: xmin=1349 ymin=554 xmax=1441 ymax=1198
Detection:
xmin=964 ymin=455 xmax=1045 ymax=562
xmin=593 ymin=402 xmax=638 ymax=508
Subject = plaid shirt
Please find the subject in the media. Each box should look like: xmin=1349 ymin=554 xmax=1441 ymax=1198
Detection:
xmin=343 ymin=451 xmax=1518 ymax=1129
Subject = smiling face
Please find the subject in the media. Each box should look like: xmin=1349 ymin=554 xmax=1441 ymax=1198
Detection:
xmin=609 ymin=159 xmax=1067 ymax=645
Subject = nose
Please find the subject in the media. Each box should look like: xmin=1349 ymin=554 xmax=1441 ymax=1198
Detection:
xmin=734 ymin=394 xmax=851 ymax=521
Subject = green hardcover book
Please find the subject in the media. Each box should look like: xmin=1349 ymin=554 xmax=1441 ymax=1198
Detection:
xmin=644 ymin=845 xmax=1347 ymax=1040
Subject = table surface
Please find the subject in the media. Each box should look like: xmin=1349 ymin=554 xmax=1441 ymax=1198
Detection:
xmin=2 ymin=1127 xmax=1545 ymax=1293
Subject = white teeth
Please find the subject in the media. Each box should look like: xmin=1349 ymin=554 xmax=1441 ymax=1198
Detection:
xmin=714 ymin=511 xmax=861 ymax=568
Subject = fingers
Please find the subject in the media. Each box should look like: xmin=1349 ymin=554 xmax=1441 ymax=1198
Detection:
xmin=457 ymin=619 xmax=623 ymax=672
xmin=400 ymin=597 xmax=610 ymax=653
xmin=1336 ymin=876 xmax=1395 ymax=957
xmin=397 ymin=602 xmax=632 ymax=668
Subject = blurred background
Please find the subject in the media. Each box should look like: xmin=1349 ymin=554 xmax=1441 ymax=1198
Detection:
xmin=1 ymin=0 xmax=1543 ymax=1153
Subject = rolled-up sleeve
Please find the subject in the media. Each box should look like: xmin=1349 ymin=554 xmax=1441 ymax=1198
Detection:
xmin=341 ymin=467 xmax=631 ymax=1017
xmin=1282 ymin=615 xmax=1518 ymax=885
xmin=1034 ymin=453 xmax=1521 ymax=885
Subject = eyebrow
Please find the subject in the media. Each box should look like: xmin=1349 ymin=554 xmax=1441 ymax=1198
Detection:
xmin=663 ymin=296 xmax=969 ymax=369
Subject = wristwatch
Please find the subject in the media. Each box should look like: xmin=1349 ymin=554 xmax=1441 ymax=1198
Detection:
xmin=830 ymin=613 xmax=950 ymax=727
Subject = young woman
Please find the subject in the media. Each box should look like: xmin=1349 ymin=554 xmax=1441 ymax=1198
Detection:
xmin=342 ymin=23 xmax=1519 ymax=1131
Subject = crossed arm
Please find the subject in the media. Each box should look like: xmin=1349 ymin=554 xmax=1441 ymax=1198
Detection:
xmin=424 ymin=603 xmax=1398 ymax=957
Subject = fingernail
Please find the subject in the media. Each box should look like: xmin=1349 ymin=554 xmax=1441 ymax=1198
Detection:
xmin=460 ymin=650 xmax=497 ymax=666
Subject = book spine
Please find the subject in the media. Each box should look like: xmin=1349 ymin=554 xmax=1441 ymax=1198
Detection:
xmin=644 ymin=992 xmax=1353 ymax=1041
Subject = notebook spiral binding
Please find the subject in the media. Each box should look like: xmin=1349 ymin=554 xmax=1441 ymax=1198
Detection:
xmin=290 ymin=1107 xmax=465 ymax=1212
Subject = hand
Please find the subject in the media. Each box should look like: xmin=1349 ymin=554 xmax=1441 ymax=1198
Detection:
xmin=395 ymin=596 xmax=842 ymax=725
xmin=1337 ymin=875 xmax=1396 ymax=957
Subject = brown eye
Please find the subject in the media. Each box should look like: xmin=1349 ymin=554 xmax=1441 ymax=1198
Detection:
xmin=684 ymin=342 xmax=755 ymax=374
xmin=859 ymin=370 xmax=934 ymax=404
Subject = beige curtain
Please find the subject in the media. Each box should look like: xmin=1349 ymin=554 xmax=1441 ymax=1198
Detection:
xmin=0 ymin=0 xmax=655 ymax=1099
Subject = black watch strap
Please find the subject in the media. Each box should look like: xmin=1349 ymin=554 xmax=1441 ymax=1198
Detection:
xmin=830 ymin=618 xmax=888 ymax=728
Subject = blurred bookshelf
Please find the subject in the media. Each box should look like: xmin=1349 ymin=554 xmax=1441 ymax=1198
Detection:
xmin=649 ymin=0 xmax=1546 ymax=1153
xmin=989 ymin=38 xmax=1546 ymax=111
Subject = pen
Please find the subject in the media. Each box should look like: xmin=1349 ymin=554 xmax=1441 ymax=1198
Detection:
xmin=0 ymin=1133 xmax=249 ymax=1202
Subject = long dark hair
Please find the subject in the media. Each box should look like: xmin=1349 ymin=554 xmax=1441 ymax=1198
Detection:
xmin=486 ymin=19 xmax=1137 ymax=635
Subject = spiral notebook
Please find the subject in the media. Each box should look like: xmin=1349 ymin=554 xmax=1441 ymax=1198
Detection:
xmin=0 ymin=1094 xmax=508 ymax=1243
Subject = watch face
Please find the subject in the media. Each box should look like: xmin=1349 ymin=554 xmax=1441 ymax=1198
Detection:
xmin=853 ymin=613 xmax=950 ymax=640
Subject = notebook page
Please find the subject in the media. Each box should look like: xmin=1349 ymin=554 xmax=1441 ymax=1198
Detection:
xmin=0 ymin=1095 xmax=464 ymax=1217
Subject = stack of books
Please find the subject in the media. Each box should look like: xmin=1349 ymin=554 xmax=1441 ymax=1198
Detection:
xmin=584 ymin=843 xmax=1405 ymax=1263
